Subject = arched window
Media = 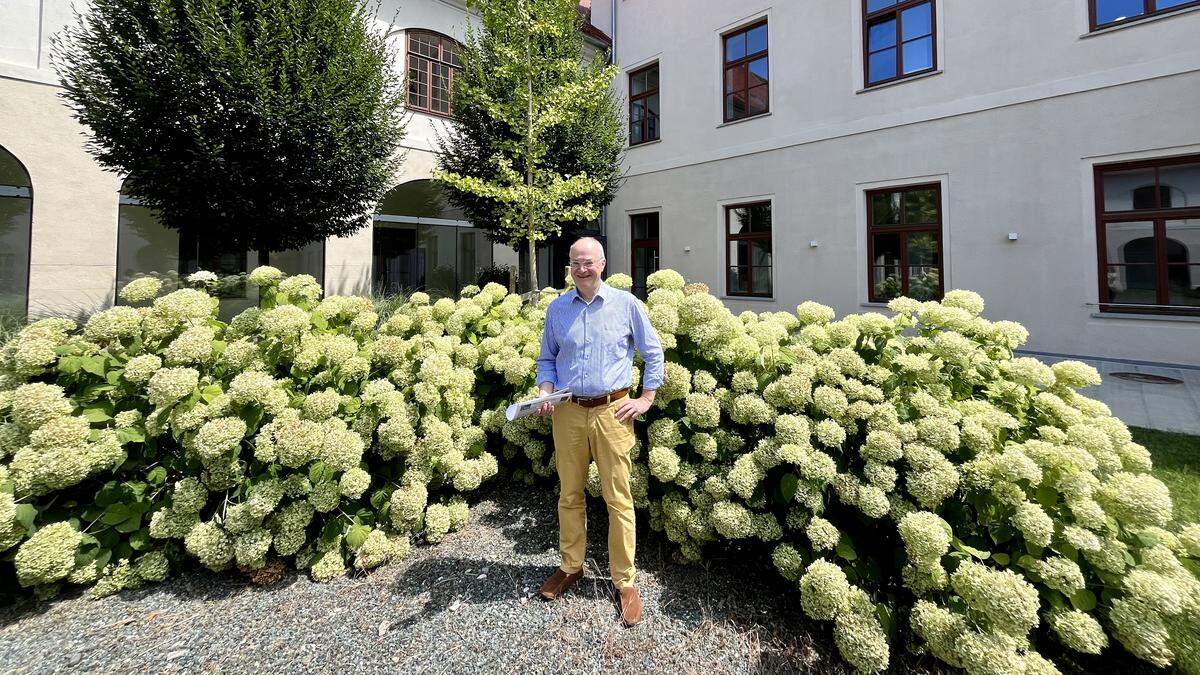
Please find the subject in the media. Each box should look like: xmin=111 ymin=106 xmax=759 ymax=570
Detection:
xmin=373 ymin=179 xmax=497 ymax=297
xmin=0 ymin=145 xmax=32 ymax=324
xmin=407 ymin=30 xmax=462 ymax=116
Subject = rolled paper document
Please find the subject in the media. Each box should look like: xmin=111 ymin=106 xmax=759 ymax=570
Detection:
xmin=505 ymin=388 xmax=573 ymax=421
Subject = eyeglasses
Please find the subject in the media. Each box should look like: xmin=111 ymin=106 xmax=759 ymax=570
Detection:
xmin=569 ymin=259 xmax=601 ymax=270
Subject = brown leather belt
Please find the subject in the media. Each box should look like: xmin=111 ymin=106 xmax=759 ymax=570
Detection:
xmin=571 ymin=388 xmax=629 ymax=408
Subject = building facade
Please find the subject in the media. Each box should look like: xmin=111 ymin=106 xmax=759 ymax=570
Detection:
xmin=0 ymin=0 xmax=610 ymax=322
xmin=593 ymin=0 xmax=1200 ymax=367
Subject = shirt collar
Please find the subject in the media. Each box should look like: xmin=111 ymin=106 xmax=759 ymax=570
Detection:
xmin=570 ymin=281 xmax=609 ymax=304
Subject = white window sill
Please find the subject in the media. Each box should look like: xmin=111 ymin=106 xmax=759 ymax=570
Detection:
xmin=860 ymin=302 xmax=890 ymax=309
xmin=857 ymin=69 xmax=943 ymax=94
xmin=628 ymin=138 xmax=663 ymax=150
xmin=1080 ymin=5 xmax=1200 ymax=38
xmin=1089 ymin=311 xmax=1200 ymax=324
xmin=717 ymin=111 xmax=772 ymax=129
xmin=720 ymin=294 xmax=776 ymax=303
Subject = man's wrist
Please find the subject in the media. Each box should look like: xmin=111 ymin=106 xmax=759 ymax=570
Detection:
xmin=640 ymin=388 xmax=656 ymax=403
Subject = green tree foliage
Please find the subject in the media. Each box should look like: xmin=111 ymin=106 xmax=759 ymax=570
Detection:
xmin=434 ymin=0 xmax=622 ymax=290
xmin=52 ymin=0 xmax=407 ymax=252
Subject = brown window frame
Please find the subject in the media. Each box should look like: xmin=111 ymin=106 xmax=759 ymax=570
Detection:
xmin=406 ymin=30 xmax=462 ymax=118
xmin=725 ymin=201 xmax=773 ymax=298
xmin=628 ymin=63 xmax=660 ymax=146
xmin=1089 ymin=0 xmax=1200 ymax=30
xmin=721 ymin=20 xmax=769 ymax=124
xmin=866 ymin=183 xmax=944 ymax=302
xmin=630 ymin=212 xmax=660 ymax=299
xmin=1094 ymin=154 xmax=1200 ymax=316
xmin=862 ymin=0 xmax=937 ymax=88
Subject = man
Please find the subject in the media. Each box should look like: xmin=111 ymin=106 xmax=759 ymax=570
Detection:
xmin=533 ymin=237 xmax=664 ymax=627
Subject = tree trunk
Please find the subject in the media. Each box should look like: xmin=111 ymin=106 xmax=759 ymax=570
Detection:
xmin=526 ymin=236 xmax=537 ymax=292
xmin=524 ymin=37 xmax=537 ymax=293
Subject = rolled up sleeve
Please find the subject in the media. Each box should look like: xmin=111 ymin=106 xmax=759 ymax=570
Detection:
xmin=630 ymin=298 xmax=664 ymax=390
xmin=536 ymin=310 xmax=559 ymax=389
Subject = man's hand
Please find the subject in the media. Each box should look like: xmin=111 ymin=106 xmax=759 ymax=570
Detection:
xmin=614 ymin=395 xmax=652 ymax=423
xmin=535 ymin=383 xmax=556 ymax=417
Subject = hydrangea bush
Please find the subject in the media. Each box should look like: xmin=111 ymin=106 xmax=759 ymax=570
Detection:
xmin=2 ymin=267 xmax=1198 ymax=674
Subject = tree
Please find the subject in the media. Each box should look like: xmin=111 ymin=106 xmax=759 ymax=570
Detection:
xmin=53 ymin=0 xmax=407 ymax=253
xmin=434 ymin=0 xmax=623 ymax=291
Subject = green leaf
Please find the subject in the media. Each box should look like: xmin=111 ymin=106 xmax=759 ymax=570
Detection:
xmin=1035 ymin=485 xmax=1058 ymax=508
xmin=836 ymin=536 xmax=858 ymax=562
xmin=100 ymin=504 xmax=133 ymax=526
xmin=115 ymin=514 xmax=142 ymax=534
xmin=992 ymin=552 xmax=1010 ymax=566
xmin=345 ymin=524 xmax=371 ymax=549
xmin=81 ymin=356 xmax=107 ymax=377
xmin=129 ymin=528 xmax=152 ymax=551
xmin=1070 ymin=588 xmax=1097 ymax=612
xmin=201 ymin=384 xmax=224 ymax=403
xmin=82 ymin=406 xmax=112 ymax=423
xmin=117 ymin=426 xmax=146 ymax=444
xmin=779 ymin=473 xmax=799 ymax=504
xmin=952 ymin=537 xmax=990 ymax=560
xmin=146 ymin=466 xmax=168 ymax=485
xmin=14 ymin=504 xmax=37 ymax=531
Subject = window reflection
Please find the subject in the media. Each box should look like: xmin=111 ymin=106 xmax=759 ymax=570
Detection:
xmin=0 ymin=145 xmax=32 ymax=323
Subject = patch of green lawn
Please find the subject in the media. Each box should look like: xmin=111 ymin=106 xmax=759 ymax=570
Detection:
xmin=1131 ymin=426 xmax=1200 ymax=524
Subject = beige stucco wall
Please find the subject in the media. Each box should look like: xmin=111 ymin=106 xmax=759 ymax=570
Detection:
xmin=0 ymin=77 xmax=121 ymax=318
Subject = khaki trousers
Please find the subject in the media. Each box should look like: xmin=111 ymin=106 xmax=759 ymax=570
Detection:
xmin=551 ymin=399 xmax=637 ymax=589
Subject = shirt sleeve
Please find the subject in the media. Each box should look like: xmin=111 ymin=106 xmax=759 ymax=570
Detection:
xmin=630 ymin=296 xmax=664 ymax=390
xmin=536 ymin=306 xmax=559 ymax=389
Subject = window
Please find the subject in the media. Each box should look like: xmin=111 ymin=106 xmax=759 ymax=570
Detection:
xmin=1095 ymin=155 xmax=1200 ymax=314
xmin=630 ymin=213 xmax=660 ymax=298
xmin=725 ymin=202 xmax=772 ymax=297
xmin=1091 ymin=0 xmax=1200 ymax=30
xmin=629 ymin=64 xmax=660 ymax=145
xmin=722 ymin=21 xmax=768 ymax=123
xmin=866 ymin=184 xmax=943 ymax=301
xmin=0 ymin=144 xmax=32 ymax=323
xmin=407 ymin=30 xmax=462 ymax=116
xmin=373 ymin=180 xmax=500 ymax=297
xmin=863 ymin=0 xmax=936 ymax=87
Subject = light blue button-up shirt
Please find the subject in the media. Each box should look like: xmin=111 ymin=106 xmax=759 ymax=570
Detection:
xmin=536 ymin=282 xmax=664 ymax=397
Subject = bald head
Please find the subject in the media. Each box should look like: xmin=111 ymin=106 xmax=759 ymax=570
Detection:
xmin=569 ymin=237 xmax=606 ymax=260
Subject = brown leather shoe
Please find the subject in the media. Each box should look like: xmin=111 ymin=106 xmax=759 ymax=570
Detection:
xmin=618 ymin=586 xmax=643 ymax=626
xmin=539 ymin=568 xmax=583 ymax=600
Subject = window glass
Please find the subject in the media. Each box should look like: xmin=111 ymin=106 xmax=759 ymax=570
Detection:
xmin=868 ymin=0 xmax=898 ymax=10
xmin=865 ymin=1 xmax=936 ymax=85
xmin=725 ymin=32 xmax=746 ymax=62
xmin=868 ymin=49 xmax=897 ymax=84
xmin=373 ymin=180 xmax=496 ymax=297
xmin=867 ymin=186 xmax=942 ymax=302
xmin=872 ymin=192 xmax=902 ymax=226
xmin=902 ymin=37 xmax=934 ymax=73
xmin=1095 ymin=0 xmax=1147 ymax=24
xmin=749 ymin=58 xmax=769 ymax=84
xmin=1102 ymin=167 xmax=1157 ymax=211
xmin=1164 ymin=220 xmax=1200 ymax=305
xmin=746 ymin=24 xmax=768 ymax=55
xmin=407 ymin=31 xmax=461 ymax=116
xmin=901 ymin=3 xmax=932 ymax=40
xmin=723 ymin=23 xmax=769 ymax=122
xmin=1104 ymin=221 xmax=1155 ymax=263
xmin=0 ymin=147 xmax=31 ymax=323
xmin=868 ymin=18 xmax=897 ymax=51
xmin=904 ymin=189 xmax=939 ymax=223
xmin=1159 ymin=162 xmax=1200 ymax=209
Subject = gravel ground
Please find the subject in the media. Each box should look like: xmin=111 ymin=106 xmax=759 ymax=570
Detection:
xmin=0 ymin=484 xmax=949 ymax=674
